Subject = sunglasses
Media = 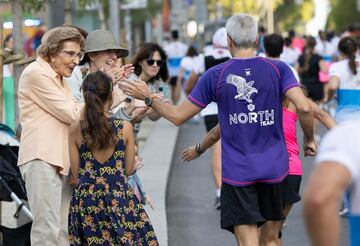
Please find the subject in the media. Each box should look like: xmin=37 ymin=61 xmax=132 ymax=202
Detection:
xmin=145 ymin=59 xmax=164 ymax=67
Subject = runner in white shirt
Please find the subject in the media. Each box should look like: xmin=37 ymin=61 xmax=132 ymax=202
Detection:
xmin=305 ymin=121 xmax=360 ymax=246
xmin=184 ymin=27 xmax=232 ymax=209
xmin=175 ymin=46 xmax=201 ymax=101
xmin=328 ymin=37 xmax=360 ymax=123
xmin=164 ymin=30 xmax=188 ymax=104
xmin=280 ymin=37 xmax=301 ymax=67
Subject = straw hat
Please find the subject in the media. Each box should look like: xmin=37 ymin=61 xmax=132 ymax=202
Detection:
xmin=85 ymin=30 xmax=129 ymax=57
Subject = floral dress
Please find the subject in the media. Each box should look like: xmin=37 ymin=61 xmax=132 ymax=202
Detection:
xmin=69 ymin=119 xmax=158 ymax=246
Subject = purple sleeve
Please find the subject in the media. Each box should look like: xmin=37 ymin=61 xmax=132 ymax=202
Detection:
xmin=188 ymin=69 xmax=217 ymax=108
xmin=279 ymin=61 xmax=299 ymax=94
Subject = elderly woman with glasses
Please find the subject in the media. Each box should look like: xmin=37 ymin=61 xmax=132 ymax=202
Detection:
xmin=18 ymin=27 xmax=85 ymax=246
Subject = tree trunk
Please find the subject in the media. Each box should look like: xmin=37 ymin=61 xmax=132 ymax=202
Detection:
xmin=64 ymin=0 xmax=72 ymax=25
xmin=98 ymin=1 xmax=107 ymax=30
xmin=11 ymin=0 xmax=24 ymax=128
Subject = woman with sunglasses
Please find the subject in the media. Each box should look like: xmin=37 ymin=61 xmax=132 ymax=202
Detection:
xmin=67 ymin=30 xmax=133 ymax=104
xmin=121 ymin=43 xmax=170 ymax=210
xmin=129 ymin=42 xmax=170 ymax=127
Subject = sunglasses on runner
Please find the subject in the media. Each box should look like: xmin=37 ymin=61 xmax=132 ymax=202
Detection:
xmin=145 ymin=59 xmax=164 ymax=67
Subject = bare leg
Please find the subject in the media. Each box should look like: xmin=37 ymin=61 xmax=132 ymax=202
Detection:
xmin=210 ymin=140 xmax=222 ymax=190
xmin=259 ymin=220 xmax=283 ymax=246
xmin=283 ymin=204 xmax=293 ymax=217
xmin=234 ymin=224 xmax=259 ymax=246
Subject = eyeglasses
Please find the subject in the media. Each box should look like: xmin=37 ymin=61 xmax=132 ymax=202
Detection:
xmin=145 ymin=59 xmax=164 ymax=67
xmin=62 ymin=50 xmax=84 ymax=61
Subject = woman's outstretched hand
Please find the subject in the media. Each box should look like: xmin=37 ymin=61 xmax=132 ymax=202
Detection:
xmin=105 ymin=64 xmax=134 ymax=84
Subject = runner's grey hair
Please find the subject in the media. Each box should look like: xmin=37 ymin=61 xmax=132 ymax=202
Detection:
xmin=226 ymin=14 xmax=258 ymax=49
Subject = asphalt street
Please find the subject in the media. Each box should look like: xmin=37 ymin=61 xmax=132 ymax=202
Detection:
xmin=167 ymin=120 xmax=349 ymax=246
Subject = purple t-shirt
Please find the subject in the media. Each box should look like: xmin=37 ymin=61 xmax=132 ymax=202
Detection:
xmin=189 ymin=57 xmax=299 ymax=186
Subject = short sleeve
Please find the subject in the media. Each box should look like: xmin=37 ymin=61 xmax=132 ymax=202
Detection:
xmin=193 ymin=56 xmax=205 ymax=75
xmin=188 ymin=69 xmax=217 ymax=108
xmin=329 ymin=62 xmax=341 ymax=78
xmin=316 ymin=124 xmax=360 ymax=181
xmin=279 ymin=61 xmax=299 ymax=94
xmin=180 ymin=57 xmax=187 ymax=69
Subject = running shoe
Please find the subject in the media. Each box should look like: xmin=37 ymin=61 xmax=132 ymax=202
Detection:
xmin=339 ymin=206 xmax=349 ymax=217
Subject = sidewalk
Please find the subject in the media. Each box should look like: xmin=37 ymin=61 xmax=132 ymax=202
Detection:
xmin=137 ymin=118 xmax=179 ymax=246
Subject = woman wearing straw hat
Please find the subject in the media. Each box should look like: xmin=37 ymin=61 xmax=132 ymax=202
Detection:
xmin=67 ymin=30 xmax=134 ymax=104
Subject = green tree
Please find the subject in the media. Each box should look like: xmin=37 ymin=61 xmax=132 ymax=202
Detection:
xmin=274 ymin=0 xmax=313 ymax=33
xmin=328 ymin=0 xmax=360 ymax=32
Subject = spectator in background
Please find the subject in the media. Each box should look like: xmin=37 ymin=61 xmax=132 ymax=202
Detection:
xmin=175 ymin=46 xmax=201 ymax=98
xmin=315 ymin=31 xmax=337 ymax=102
xmin=164 ymin=30 xmax=188 ymax=104
xmin=2 ymin=34 xmax=15 ymax=130
xmin=32 ymin=22 xmax=48 ymax=51
xmin=257 ymin=25 xmax=266 ymax=56
xmin=289 ymin=29 xmax=305 ymax=53
xmin=296 ymin=36 xmax=328 ymax=103
xmin=280 ymin=37 xmax=301 ymax=67
xmin=184 ymin=27 xmax=232 ymax=210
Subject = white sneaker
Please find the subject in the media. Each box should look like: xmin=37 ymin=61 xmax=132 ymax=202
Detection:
xmin=339 ymin=205 xmax=349 ymax=217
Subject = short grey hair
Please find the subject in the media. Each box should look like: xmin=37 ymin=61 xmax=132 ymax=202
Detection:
xmin=225 ymin=14 xmax=258 ymax=49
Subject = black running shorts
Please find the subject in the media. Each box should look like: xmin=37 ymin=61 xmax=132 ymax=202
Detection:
xmin=282 ymin=175 xmax=302 ymax=206
xmin=220 ymin=180 xmax=286 ymax=233
xmin=204 ymin=114 xmax=218 ymax=133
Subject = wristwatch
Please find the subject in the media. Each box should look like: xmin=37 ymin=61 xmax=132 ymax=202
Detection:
xmin=144 ymin=94 xmax=158 ymax=107
xmin=195 ymin=143 xmax=204 ymax=155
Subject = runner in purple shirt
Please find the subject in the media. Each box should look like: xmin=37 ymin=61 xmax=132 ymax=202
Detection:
xmin=189 ymin=56 xmax=299 ymax=185
xmin=119 ymin=13 xmax=316 ymax=246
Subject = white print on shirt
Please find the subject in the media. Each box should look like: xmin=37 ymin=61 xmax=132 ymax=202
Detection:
xmin=229 ymin=110 xmax=275 ymax=126
xmin=245 ymin=68 xmax=251 ymax=76
xmin=227 ymin=74 xmax=258 ymax=111
xmin=227 ymin=74 xmax=275 ymax=127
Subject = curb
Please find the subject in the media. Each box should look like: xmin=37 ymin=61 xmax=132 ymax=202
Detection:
xmin=138 ymin=118 xmax=179 ymax=246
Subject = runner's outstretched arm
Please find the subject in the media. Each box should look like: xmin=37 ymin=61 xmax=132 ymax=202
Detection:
xmin=309 ymin=100 xmax=337 ymax=129
xmin=285 ymin=86 xmax=316 ymax=156
xmin=119 ymin=79 xmax=201 ymax=126
xmin=181 ymin=124 xmax=220 ymax=161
